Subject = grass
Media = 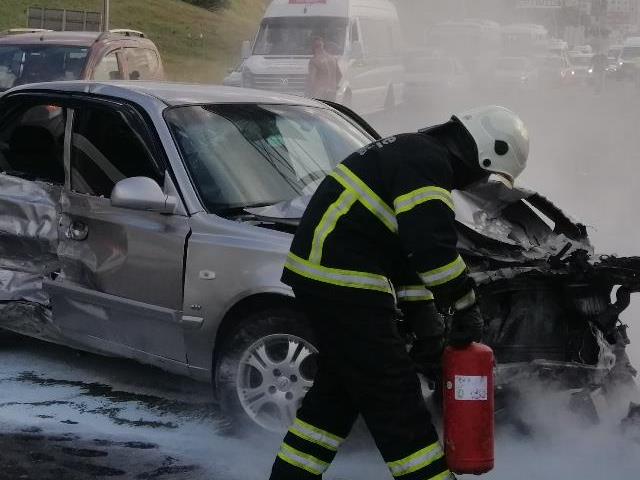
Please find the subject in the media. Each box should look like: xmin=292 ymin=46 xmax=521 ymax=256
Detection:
xmin=0 ymin=0 xmax=267 ymax=83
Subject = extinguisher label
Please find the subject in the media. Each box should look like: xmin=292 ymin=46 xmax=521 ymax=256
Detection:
xmin=454 ymin=375 xmax=488 ymax=401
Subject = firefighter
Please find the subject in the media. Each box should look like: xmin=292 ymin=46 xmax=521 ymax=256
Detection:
xmin=269 ymin=106 xmax=529 ymax=480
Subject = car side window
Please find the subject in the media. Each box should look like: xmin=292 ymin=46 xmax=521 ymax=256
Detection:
xmin=0 ymin=103 xmax=66 ymax=184
xmin=124 ymin=48 xmax=160 ymax=80
xmin=70 ymin=106 xmax=163 ymax=198
xmin=93 ymin=51 xmax=122 ymax=81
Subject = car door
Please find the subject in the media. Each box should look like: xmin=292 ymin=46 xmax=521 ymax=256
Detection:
xmin=45 ymin=99 xmax=190 ymax=363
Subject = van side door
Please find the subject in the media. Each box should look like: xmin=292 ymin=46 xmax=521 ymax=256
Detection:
xmin=351 ymin=17 xmax=397 ymax=113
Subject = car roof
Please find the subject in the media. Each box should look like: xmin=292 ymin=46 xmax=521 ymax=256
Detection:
xmin=4 ymin=81 xmax=329 ymax=108
xmin=0 ymin=31 xmax=101 ymax=46
xmin=0 ymin=31 xmax=154 ymax=47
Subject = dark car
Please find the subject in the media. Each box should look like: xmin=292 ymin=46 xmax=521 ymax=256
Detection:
xmin=0 ymin=30 xmax=164 ymax=91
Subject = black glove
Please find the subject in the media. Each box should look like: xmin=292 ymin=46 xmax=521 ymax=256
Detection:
xmin=409 ymin=336 xmax=445 ymax=384
xmin=448 ymin=304 xmax=484 ymax=348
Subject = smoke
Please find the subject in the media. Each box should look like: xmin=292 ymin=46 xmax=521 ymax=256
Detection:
xmin=359 ymin=2 xmax=640 ymax=478
xmin=485 ymin=377 xmax=640 ymax=480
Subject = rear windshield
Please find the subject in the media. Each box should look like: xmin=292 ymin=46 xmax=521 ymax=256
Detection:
xmin=0 ymin=45 xmax=89 ymax=91
xmin=254 ymin=16 xmax=348 ymax=56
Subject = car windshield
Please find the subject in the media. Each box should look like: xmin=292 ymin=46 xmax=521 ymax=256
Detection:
xmin=165 ymin=104 xmax=373 ymax=213
xmin=621 ymin=46 xmax=640 ymax=60
xmin=497 ymin=58 xmax=528 ymax=70
xmin=253 ymin=17 xmax=348 ymax=56
xmin=0 ymin=45 xmax=89 ymax=91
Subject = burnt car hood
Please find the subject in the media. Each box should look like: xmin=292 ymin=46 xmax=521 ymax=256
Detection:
xmin=246 ymin=180 xmax=594 ymax=268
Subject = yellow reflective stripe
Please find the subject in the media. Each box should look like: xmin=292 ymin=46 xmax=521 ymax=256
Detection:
xmin=394 ymin=186 xmax=454 ymax=215
xmin=396 ymin=285 xmax=434 ymax=302
xmin=285 ymin=252 xmax=393 ymax=293
xmin=330 ymin=164 xmax=398 ymax=233
xmin=420 ymin=255 xmax=467 ymax=287
xmin=277 ymin=443 xmax=329 ymax=475
xmin=430 ymin=470 xmax=455 ymax=480
xmin=289 ymin=418 xmax=344 ymax=452
xmin=454 ymin=289 xmax=476 ymax=311
xmin=387 ymin=442 xmax=444 ymax=477
xmin=309 ymin=189 xmax=358 ymax=264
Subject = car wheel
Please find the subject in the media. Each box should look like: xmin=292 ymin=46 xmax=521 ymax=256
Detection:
xmin=215 ymin=307 xmax=318 ymax=433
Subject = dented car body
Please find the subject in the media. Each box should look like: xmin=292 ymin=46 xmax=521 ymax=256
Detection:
xmin=0 ymin=81 xmax=637 ymax=431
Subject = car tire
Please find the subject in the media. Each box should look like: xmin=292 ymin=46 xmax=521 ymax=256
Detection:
xmin=215 ymin=307 xmax=318 ymax=434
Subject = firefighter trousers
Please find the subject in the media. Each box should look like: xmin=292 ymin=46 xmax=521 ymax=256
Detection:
xmin=269 ymin=291 xmax=453 ymax=480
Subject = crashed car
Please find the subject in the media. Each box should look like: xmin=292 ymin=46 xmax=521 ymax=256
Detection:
xmin=0 ymin=81 xmax=637 ymax=434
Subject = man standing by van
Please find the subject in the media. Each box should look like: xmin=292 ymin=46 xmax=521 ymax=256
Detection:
xmin=306 ymin=36 xmax=342 ymax=101
xmin=268 ymin=106 xmax=529 ymax=480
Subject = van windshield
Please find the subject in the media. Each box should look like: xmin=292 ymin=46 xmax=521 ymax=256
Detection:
xmin=253 ymin=17 xmax=348 ymax=56
xmin=0 ymin=45 xmax=89 ymax=91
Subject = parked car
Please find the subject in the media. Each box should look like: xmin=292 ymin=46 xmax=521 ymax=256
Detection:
xmin=0 ymin=30 xmax=164 ymax=91
xmin=618 ymin=37 xmax=640 ymax=82
xmin=568 ymin=52 xmax=594 ymax=82
xmin=0 ymin=82 xmax=637 ymax=434
xmin=403 ymin=52 xmax=470 ymax=102
xmin=536 ymin=54 xmax=575 ymax=87
xmin=493 ymin=56 xmax=539 ymax=89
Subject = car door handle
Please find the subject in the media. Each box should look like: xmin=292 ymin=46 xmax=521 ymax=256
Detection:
xmin=67 ymin=220 xmax=89 ymax=241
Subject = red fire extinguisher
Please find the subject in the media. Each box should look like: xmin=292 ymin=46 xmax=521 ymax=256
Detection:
xmin=443 ymin=342 xmax=495 ymax=475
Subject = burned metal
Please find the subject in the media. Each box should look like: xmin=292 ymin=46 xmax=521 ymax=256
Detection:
xmin=0 ymin=174 xmax=61 ymax=340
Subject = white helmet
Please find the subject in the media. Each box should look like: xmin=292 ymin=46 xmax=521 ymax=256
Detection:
xmin=454 ymin=106 xmax=529 ymax=188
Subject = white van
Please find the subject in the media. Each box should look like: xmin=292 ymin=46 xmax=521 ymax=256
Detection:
xmin=240 ymin=0 xmax=404 ymax=115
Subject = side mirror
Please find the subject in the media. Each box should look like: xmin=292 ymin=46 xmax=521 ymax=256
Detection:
xmin=241 ymin=40 xmax=252 ymax=60
xmin=111 ymin=176 xmax=177 ymax=214
xmin=349 ymin=41 xmax=364 ymax=60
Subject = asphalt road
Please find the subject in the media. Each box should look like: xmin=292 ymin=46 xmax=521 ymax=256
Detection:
xmin=1 ymin=82 xmax=640 ymax=479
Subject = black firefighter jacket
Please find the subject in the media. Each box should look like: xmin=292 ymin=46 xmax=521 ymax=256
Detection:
xmin=282 ymin=132 xmax=473 ymax=313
